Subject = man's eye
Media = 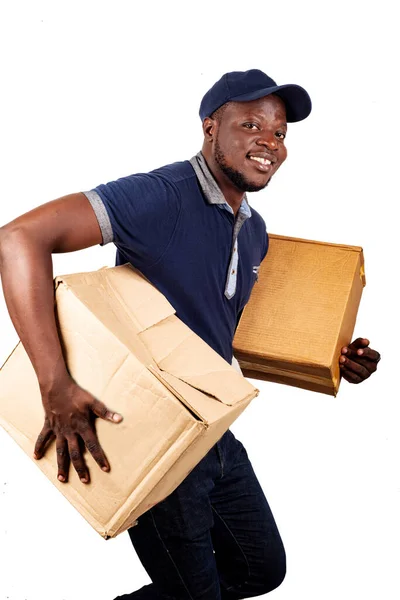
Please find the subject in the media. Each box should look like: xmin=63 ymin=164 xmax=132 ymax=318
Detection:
xmin=276 ymin=132 xmax=286 ymax=140
xmin=243 ymin=123 xmax=259 ymax=130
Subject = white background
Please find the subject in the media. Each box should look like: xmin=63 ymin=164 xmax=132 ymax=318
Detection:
xmin=0 ymin=1 xmax=398 ymax=599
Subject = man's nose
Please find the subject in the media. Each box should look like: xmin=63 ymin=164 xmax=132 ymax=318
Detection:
xmin=257 ymin=132 xmax=278 ymax=151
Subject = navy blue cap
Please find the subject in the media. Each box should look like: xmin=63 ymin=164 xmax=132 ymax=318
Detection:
xmin=199 ymin=69 xmax=312 ymax=123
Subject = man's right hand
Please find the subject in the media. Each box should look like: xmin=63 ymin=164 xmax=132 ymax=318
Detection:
xmin=34 ymin=375 xmax=123 ymax=483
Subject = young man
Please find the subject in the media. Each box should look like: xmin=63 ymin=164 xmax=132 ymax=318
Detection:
xmin=0 ymin=70 xmax=380 ymax=599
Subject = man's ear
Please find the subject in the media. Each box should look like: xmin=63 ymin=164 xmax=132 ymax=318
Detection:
xmin=202 ymin=117 xmax=217 ymax=142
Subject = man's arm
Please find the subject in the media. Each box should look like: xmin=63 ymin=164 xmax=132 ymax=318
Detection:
xmin=0 ymin=193 xmax=122 ymax=483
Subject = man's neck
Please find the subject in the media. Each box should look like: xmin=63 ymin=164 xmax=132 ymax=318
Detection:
xmin=201 ymin=148 xmax=245 ymax=217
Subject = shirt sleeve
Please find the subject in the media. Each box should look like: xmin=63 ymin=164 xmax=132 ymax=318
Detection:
xmin=83 ymin=171 xmax=182 ymax=268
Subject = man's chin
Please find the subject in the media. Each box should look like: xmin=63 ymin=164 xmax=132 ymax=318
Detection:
xmin=222 ymin=166 xmax=271 ymax=193
xmin=242 ymin=178 xmax=270 ymax=192
xmin=236 ymin=174 xmax=271 ymax=193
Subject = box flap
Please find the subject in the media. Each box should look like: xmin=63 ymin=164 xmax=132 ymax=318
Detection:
xmin=55 ymin=264 xmax=176 ymax=333
xmin=140 ymin=314 xmax=256 ymax=407
xmin=267 ymin=234 xmax=366 ymax=288
xmin=56 ymin=265 xmax=256 ymax=408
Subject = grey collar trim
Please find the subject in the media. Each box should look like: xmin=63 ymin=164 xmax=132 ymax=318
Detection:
xmin=189 ymin=152 xmax=252 ymax=217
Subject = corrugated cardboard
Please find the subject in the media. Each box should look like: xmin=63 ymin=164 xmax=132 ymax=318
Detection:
xmin=0 ymin=264 xmax=258 ymax=539
xmin=233 ymin=234 xmax=366 ymax=396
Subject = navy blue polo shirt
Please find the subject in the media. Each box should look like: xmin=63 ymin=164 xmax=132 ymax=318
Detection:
xmin=83 ymin=153 xmax=268 ymax=364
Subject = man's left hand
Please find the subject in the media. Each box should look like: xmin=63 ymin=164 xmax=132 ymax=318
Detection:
xmin=339 ymin=337 xmax=381 ymax=384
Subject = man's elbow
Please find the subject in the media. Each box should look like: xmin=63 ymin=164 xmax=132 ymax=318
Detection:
xmin=0 ymin=224 xmax=15 ymax=271
xmin=0 ymin=223 xmax=40 ymax=272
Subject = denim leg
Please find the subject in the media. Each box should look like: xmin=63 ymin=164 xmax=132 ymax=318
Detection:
xmin=115 ymin=431 xmax=286 ymax=600
xmin=115 ymin=443 xmax=223 ymax=600
xmin=211 ymin=431 xmax=286 ymax=599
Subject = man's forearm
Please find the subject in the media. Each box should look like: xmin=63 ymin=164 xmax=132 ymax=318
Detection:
xmin=0 ymin=226 xmax=70 ymax=392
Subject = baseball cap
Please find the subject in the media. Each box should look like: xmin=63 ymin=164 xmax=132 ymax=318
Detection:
xmin=199 ymin=69 xmax=312 ymax=123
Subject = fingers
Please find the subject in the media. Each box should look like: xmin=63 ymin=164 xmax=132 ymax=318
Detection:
xmin=340 ymin=367 xmax=364 ymax=384
xmin=57 ymin=426 xmax=110 ymax=483
xmin=36 ymin=395 xmax=121 ymax=484
xmin=66 ymin=434 xmax=90 ymax=484
xmin=344 ymin=346 xmax=381 ymax=362
xmin=91 ymin=398 xmax=123 ymax=423
xmin=341 ymin=338 xmax=381 ymax=381
xmin=339 ymin=355 xmax=371 ymax=380
xmin=34 ymin=420 xmax=55 ymax=459
xmin=34 ymin=420 xmax=88 ymax=484
xmin=341 ymin=338 xmax=370 ymax=353
xmin=350 ymin=337 xmax=370 ymax=349
xmin=56 ymin=437 xmax=70 ymax=483
xmin=79 ymin=426 xmax=110 ymax=473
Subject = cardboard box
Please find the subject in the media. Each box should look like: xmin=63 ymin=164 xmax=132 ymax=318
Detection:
xmin=233 ymin=234 xmax=366 ymax=396
xmin=0 ymin=264 xmax=258 ymax=539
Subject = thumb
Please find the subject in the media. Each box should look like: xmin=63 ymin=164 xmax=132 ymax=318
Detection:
xmin=91 ymin=398 xmax=123 ymax=423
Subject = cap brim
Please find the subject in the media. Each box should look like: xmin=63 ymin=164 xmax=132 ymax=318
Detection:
xmin=229 ymin=83 xmax=312 ymax=123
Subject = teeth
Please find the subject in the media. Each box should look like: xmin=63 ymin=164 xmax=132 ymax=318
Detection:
xmin=249 ymin=156 xmax=271 ymax=166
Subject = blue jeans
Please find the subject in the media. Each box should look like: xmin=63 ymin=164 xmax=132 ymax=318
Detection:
xmin=115 ymin=429 xmax=286 ymax=599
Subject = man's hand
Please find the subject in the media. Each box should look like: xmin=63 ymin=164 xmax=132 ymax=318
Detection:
xmin=339 ymin=337 xmax=381 ymax=384
xmin=33 ymin=375 xmax=123 ymax=484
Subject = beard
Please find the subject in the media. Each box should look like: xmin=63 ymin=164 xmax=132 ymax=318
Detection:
xmin=214 ymin=137 xmax=270 ymax=193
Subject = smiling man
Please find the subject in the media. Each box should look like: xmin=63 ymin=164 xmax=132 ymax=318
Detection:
xmin=0 ymin=69 xmax=380 ymax=600
xmin=202 ymin=95 xmax=288 ymax=199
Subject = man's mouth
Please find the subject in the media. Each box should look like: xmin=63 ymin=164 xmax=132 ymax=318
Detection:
xmin=247 ymin=154 xmax=274 ymax=172
xmin=249 ymin=156 xmax=271 ymax=166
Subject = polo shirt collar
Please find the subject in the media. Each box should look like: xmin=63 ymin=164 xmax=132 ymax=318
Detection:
xmin=189 ymin=152 xmax=252 ymax=218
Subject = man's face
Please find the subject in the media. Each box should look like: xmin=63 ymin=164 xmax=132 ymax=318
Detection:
xmin=212 ymin=95 xmax=288 ymax=192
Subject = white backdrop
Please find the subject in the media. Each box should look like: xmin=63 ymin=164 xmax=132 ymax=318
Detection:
xmin=0 ymin=2 xmax=398 ymax=599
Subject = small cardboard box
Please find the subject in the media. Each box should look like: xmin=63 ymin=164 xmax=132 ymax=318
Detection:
xmin=233 ymin=234 xmax=366 ymax=396
xmin=0 ymin=264 xmax=258 ymax=538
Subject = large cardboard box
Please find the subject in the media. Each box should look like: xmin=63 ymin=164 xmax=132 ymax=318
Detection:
xmin=0 ymin=264 xmax=258 ymax=538
xmin=233 ymin=234 xmax=366 ymax=396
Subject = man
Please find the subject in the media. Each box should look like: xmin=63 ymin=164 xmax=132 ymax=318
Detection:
xmin=0 ymin=69 xmax=380 ymax=599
